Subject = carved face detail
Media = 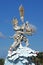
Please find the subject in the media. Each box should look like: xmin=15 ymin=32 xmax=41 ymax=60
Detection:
xmin=13 ymin=18 xmax=18 ymax=25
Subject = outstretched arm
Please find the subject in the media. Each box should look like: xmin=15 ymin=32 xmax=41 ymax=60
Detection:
xmin=17 ymin=31 xmax=32 ymax=36
xmin=9 ymin=34 xmax=15 ymax=39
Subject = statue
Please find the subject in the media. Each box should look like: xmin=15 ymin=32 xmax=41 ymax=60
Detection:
xmin=9 ymin=18 xmax=29 ymax=51
xmin=4 ymin=5 xmax=38 ymax=65
xmin=9 ymin=16 xmax=36 ymax=51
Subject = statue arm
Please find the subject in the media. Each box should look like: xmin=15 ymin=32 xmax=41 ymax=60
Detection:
xmin=13 ymin=26 xmax=21 ymax=31
xmin=17 ymin=31 xmax=32 ymax=36
xmin=9 ymin=34 xmax=16 ymax=39
xmin=20 ymin=23 xmax=25 ymax=30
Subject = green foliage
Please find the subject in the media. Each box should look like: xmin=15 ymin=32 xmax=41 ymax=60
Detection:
xmin=0 ymin=58 xmax=4 ymax=65
xmin=37 ymin=52 xmax=43 ymax=63
xmin=32 ymin=52 xmax=43 ymax=65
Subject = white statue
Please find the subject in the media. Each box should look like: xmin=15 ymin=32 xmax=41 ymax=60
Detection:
xmin=9 ymin=18 xmax=33 ymax=51
xmin=4 ymin=5 xmax=37 ymax=65
xmin=9 ymin=6 xmax=36 ymax=51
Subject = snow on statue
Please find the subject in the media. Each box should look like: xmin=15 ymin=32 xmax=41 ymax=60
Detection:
xmin=4 ymin=5 xmax=38 ymax=65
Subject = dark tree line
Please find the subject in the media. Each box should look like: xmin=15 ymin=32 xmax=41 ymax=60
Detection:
xmin=32 ymin=52 xmax=43 ymax=65
xmin=0 ymin=58 xmax=4 ymax=65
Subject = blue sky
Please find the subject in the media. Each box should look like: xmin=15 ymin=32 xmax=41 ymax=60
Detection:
xmin=0 ymin=0 xmax=43 ymax=58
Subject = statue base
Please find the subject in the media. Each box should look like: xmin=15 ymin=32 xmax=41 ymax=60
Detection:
xmin=4 ymin=44 xmax=37 ymax=65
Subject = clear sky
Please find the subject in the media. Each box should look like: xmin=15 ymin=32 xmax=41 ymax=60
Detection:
xmin=0 ymin=0 xmax=43 ymax=58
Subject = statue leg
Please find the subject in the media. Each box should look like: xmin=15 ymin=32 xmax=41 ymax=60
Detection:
xmin=9 ymin=41 xmax=17 ymax=51
xmin=23 ymin=36 xmax=30 ymax=47
xmin=10 ymin=38 xmax=21 ymax=51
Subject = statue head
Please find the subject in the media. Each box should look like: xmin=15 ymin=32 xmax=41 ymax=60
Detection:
xmin=12 ymin=18 xmax=18 ymax=26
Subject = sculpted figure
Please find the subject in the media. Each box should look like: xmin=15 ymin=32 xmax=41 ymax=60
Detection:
xmin=9 ymin=18 xmax=31 ymax=51
xmin=9 ymin=17 xmax=36 ymax=51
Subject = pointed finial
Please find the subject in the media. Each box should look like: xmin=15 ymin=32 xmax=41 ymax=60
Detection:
xmin=19 ymin=5 xmax=24 ymax=22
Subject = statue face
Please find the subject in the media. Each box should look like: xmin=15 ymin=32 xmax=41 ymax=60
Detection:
xmin=13 ymin=18 xmax=18 ymax=25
